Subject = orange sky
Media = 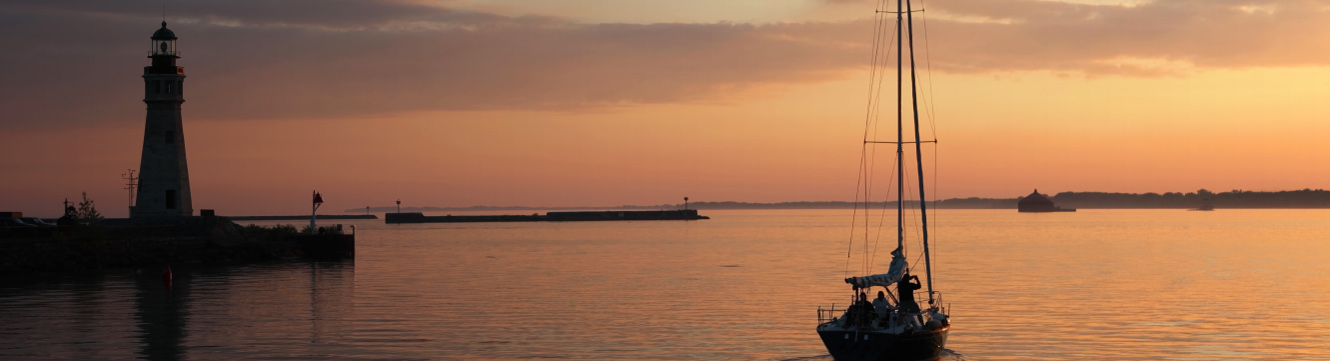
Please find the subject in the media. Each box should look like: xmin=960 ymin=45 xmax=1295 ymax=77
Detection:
xmin=3 ymin=0 xmax=1330 ymax=217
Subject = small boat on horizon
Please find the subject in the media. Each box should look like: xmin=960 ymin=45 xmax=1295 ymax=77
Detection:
xmin=1017 ymin=189 xmax=1076 ymax=213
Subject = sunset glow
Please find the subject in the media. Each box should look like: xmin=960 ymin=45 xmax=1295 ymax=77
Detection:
xmin=3 ymin=0 xmax=1329 ymax=217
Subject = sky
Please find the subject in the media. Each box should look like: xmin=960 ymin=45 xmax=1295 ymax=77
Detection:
xmin=2 ymin=0 xmax=1330 ymax=217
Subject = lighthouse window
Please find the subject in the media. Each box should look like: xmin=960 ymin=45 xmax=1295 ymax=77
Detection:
xmin=165 ymin=131 xmax=175 ymax=144
xmin=150 ymin=81 xmax=158 ymax=94
xmin=165 ymin=190 xmax=176 ymax=210
xmin=165 ymin=81 xmax=172 ymax=93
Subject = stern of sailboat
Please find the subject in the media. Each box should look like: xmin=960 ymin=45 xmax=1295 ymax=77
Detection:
xmin=816 ymin=298 xmax=950 ymax=361
xmin=815 ymin=325 xmax=949 ymax=361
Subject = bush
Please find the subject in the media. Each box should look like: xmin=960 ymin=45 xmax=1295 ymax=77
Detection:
xmin=242 ymin=224 xmax=300 ymax=241
xmin=300 ymin=224 xmax=343 ymax=235
xmin=77 ymin=192 xmax=103 ymax=224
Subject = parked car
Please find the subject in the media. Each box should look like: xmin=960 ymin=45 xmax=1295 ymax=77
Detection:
xmin=19 ymin=217 xmax=54 ymax=227
xmin=1 ymin=218 xmax=35 ymax=227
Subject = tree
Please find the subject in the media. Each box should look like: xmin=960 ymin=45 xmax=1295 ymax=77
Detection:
xmin=77 ymin=192 xmax=103 ymax=224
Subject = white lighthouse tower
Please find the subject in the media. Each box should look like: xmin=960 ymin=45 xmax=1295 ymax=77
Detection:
xmin=131 ymin=22 xmax=193 ymax=218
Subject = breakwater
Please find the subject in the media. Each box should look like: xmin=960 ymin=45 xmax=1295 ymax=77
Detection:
xmin=228 ymin=215 xmax=378 ymax=221
xmin=384 ymin=209 xmax=709 ymax=224
xmin=0 ymin=217 xmax=354 ymax=275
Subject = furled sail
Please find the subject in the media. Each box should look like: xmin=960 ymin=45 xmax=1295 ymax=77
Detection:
xmin=844 ymin=247 xmax=908 ymax=289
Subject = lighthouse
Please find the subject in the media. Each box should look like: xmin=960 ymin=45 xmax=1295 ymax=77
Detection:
xmin=131 ymin=22 xmax=192 ymax=218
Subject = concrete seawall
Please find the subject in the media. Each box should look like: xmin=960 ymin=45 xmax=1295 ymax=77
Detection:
xmin=227 ymin=215 xmax=378 ymax=221
xmin=384 ymin=209 xmax=709 ymax=224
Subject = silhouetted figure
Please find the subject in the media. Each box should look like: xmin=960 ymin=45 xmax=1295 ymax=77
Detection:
xmin=872 ymin=290 xmax=890 ymax=320
xmin=841 ymin=290 xmax=875 ymax=327
xmin=897 ymin=273 xmax=922 ymax=314
xmin=855 ymin=291 xmax=873 ymax=326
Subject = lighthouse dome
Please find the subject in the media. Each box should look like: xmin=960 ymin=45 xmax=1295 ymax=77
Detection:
xmin=152 ymin=22 xmax=177 ymax=40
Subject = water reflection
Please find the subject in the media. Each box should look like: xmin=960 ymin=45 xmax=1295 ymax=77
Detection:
xmin=134 ymin=267 xmax=188 ymax=361
xmin=3 ymin=210 xmax=1330 ymax=360
xmin=309 ymin=261 xmax=355 ymax=346
xmin=68 ymin=274 xmax=105 ymax=358
xmin=0 ymin=259 xmax=357 ymax=360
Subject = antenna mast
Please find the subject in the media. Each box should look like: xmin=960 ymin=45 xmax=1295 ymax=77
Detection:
xmin=122 ymin=169 xmax=138 ymax=212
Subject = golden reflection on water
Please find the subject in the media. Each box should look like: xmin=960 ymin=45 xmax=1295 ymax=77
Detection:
xmin=940 ymin=209 xmax=1330 ymax=360
xmin=0 ymin=209 xmax=1327 ymax=360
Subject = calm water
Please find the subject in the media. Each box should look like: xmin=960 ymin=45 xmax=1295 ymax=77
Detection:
xmin=2 ymin=209 xmax=1328 ymax=360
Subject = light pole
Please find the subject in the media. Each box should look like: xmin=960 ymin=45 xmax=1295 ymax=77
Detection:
xmin=311 ymin=191 xmax=323 ymax=234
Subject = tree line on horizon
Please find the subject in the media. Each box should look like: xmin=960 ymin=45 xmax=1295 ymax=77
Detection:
xmin=1041 ymin=189 xmax=1330 ymax=209
xmin=348 ymin=189 xmax=1330 ymax=212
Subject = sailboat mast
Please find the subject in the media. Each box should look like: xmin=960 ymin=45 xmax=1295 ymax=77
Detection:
xmin=905 ymin=0 xmax=935 ymax=304
xmin=895 ymin=0 xmax=905 ymax=253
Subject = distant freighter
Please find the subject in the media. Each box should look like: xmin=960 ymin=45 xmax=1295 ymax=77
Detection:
xmin=1017 ymin=189 xmax=1076 ymax=212
xmin=384 ymin=209 xmax=709 ymax=223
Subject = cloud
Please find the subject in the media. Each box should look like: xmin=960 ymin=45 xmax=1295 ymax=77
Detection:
xmin=923 ymin=0 xmax=1330 ymax=74
xmin=0 ymin=0 xmax=869 ymax=128
xmin=1 ymin=0 xmax=1328 ymax=128
xmin=824 ymin=0 xmax=1330 ymax=75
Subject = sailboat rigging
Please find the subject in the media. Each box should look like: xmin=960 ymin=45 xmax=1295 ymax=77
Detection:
xmin=816 ymin=0 xmax=950 ymax=360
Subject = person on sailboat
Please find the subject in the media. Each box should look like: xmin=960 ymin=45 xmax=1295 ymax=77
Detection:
xmin=856 ymin=291 xmax=874 ymax=326
xmin=897 ymin=272 xmax=922 ymax=314
xmin=872 ymin=291 xmax=891 ymax=320
xmin=840 ymin=291 xmax=873 ymax=328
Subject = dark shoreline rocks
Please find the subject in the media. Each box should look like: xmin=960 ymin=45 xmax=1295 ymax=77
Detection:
xmin=0 ymin=218 xmax=353 ymax=276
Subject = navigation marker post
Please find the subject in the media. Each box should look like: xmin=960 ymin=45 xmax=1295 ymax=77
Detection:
xmin=311 ymin=191 xmax=323 ymax=233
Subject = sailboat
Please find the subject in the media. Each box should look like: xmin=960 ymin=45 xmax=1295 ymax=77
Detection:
xmin=815 ymin=1 xmax=950 ymax=360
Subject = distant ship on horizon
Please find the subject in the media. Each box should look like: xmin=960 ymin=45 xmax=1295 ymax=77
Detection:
xmin=1190 ymin=198 xmax=1215 ymax=211
xmin=1017 ymin=189 xmax=1076 ymax=213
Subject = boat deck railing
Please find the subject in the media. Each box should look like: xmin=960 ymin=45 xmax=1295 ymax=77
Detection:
xmin=817 ymin=305 xmax=842 ymax=324
xmin=819 ymin=288 xmax=955 ymax=323
xmin=927 ymin=291 xmax=948 ymax=315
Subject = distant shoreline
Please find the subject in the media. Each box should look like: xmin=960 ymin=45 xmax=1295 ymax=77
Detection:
xmin=346 ymin=189 xmax=1330 ymax=213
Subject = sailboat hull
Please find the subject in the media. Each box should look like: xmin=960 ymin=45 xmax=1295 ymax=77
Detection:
xmin=817 ymin=326 xmax=948 ymax=361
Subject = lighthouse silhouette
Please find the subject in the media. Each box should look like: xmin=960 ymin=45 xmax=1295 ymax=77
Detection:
xmin=131 ymin=22 xmax=192 ymax=218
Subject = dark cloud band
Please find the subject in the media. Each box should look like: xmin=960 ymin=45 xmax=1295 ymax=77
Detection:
xmin=1 ymin=0 xmax=1326 ymax=128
